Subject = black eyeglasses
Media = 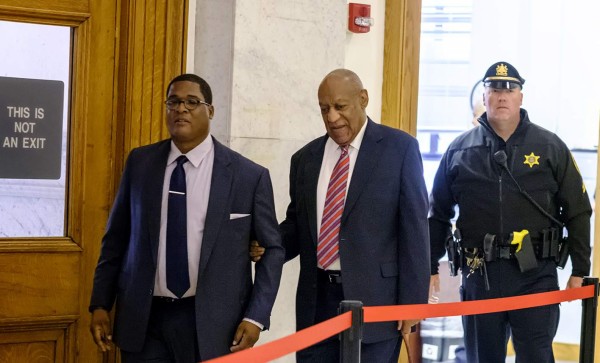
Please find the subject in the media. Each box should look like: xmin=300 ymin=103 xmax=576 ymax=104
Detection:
xmin=164 ymin=98 xmax=211 ymax=110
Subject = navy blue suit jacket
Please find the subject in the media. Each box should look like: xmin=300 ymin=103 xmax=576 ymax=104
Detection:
xmin=280 ymin=119 xmax=430 ymax=343
xmin=90 ymin=137 xmax=284 ymax=359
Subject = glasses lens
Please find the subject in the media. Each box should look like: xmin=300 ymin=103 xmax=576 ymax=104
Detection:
xmin=165 ymin=98 xmax=208 ymax=110
xmin=185 ymin=99 xmax=201 ymax=109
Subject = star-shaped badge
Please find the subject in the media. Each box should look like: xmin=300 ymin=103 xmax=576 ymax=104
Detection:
xmin=523 ymin=152 xmax=540 ymax=168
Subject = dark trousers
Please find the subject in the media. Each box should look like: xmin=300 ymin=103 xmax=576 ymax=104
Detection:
xmin=121 ymin=297 xmax=200 ymax=363
xmin=461 ymin=259 xmax=559 ymax=363
xmin=296 ymin=269 xmax=401 ymax=363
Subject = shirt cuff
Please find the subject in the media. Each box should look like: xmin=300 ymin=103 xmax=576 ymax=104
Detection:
xmin=243 ymin=317 xmax=264 ymax=331
xmin=89 ymin=305 xmax=108 ymax=313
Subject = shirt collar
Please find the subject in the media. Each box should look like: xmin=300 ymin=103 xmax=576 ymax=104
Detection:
xmin=325 ymin=116 xmax=368 ymax=152
xmin=349 ymin=117 xmax=368 ymax=151
xmin=168 ymin=135 xmax=214 ymax=167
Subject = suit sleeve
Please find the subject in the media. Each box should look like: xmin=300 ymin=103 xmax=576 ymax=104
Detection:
xmin=428 ymin=151 xmax=456 ymax=275
xmin=89 ymin=151 xmax=134 ymax=311
xmin=279 ymin=151 xmax=301 ymax=261
xmin=244 ymin=168 xmax=285 ymax=329
xmin=397 ymin=138 xmax=431 ymax=305
xmin=555 ymin=143 xmax=592 ymax=277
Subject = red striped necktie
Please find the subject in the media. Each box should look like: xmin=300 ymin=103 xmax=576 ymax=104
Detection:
xmin=317 ymin=145 xmax=350 ymax=269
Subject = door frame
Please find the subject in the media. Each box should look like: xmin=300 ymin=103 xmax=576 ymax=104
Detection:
xmin=0 ymin=1 xmax=187 ymax=361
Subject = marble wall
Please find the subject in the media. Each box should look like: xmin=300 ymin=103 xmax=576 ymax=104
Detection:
xmin=192 ymin=1 xmax=385 ymax=361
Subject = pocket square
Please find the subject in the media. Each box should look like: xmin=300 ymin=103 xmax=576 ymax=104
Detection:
xmin=230 ymin=213 xmax=250 ymax=220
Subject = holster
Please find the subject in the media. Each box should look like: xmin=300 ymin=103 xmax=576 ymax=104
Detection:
xmin=483 ymin=233 xmax=496 ymax=262
xmin=512 ymin=231 xmax=538 ymax=273
xmin=540 ymin=227 xmax=560 ymax=259
xmin=541 ymin=227 xmax=568 ymax=268
xmin=446 ymin=229 xmax=462 ymax=277
xmin=557 ymin=237 xmax=569 ymax=269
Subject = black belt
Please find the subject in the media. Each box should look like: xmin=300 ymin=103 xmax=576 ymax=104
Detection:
xmin=153 ymin=296 xmax=194 ymax=304
xmin=467 ymin=244 xmax=559 ymax=261
xmin=318 ymin=269 xmax=342 ymax=284
xmin=463 ymin=236 xmax=542 ymax=249
xmin=494 ymin=244 xmax=517 ymax=259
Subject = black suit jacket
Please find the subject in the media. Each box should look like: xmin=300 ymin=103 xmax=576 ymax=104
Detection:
xmin=280 ymin=119 xmax=430 ymax=343
xmin=90 ymin=137 xmax=284 ymax=359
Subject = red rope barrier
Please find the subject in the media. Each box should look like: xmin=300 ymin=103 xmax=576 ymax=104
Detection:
xmin=204 ymin=312 xmax=351 ymax=363
xmin=365 ymin=285 xmax=595 ymax=322
xmin=203 ymin=285 xmax=595 ymax=363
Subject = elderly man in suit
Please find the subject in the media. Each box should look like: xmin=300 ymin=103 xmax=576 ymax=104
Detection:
xmin=257 ymin=69 xmax=430 ymax=362
xmin=89 ymin=74 xmax=284 ymax=362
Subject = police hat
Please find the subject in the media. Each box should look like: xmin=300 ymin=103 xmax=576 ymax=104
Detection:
xmin=482 ymin=61 xmax=525 ymax=89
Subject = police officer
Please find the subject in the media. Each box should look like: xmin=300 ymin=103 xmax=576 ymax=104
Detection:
xmin=428 ymin=61 xmax=592 ymax=363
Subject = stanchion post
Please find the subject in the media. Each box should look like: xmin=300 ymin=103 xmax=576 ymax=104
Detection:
xmin=579 ymin=277 xmax=599 ymax=363
xmin=339 ymin=300 xmax=363 ymax=363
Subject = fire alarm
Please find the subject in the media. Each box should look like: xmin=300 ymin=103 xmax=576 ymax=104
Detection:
xmin=348 ymin=3 xmax=374 ymax=33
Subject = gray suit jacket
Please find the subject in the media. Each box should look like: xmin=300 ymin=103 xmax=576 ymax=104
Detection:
xmin=90 ymin=137 xmax=284 ymax=359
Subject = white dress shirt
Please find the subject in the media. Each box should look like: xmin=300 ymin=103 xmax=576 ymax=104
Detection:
xmin=154 ymin=137 xmax=214 ymax=298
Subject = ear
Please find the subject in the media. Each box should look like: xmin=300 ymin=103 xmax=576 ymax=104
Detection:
xmin=208 ymin=105 xmax=215 ymax=120
xmin=359 ymin=89 xmax=369 ymax=109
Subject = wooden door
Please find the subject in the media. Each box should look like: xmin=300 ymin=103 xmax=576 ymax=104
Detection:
xmin=0 ymin=1 xmax=186 ymax=362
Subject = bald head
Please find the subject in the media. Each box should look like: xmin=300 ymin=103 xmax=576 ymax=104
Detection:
xmin=317 ymin=69 xmax=369 ymax=146
xmin=320 ymin=69 xmax=364 ymax=93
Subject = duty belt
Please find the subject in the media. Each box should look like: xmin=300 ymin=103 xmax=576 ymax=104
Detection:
xmin=482 ymin=227 xmax=561 ymax=261
xmin=447 ymin=227 xmax=567 ymax=291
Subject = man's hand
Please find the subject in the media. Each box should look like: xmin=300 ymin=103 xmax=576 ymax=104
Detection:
xmin=90 ymin=308 xmax=112 ymax=352
xmin=429 ymin=274 xmax=440 ymax=303
xmin=566 ymin=275 xmax=584 ymax=289
xmin=230 ymin=320 xmax=261 ymax=352
xmin=249 ymin=240 xmax=265 ymax=262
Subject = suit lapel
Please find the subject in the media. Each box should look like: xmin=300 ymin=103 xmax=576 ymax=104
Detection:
xmin=304 ymin=138 xmax=326 ymax=246
xmin=198 ymin=138 xmax=232 ymax=277
xmin=343 ymin=120 xmax=383 ymax=222
xmin=147 ymin=141 xmax=170 ymax=267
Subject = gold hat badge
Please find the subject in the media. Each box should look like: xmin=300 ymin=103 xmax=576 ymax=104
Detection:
xmin=496 ymin=63 xmax=508 ymax=76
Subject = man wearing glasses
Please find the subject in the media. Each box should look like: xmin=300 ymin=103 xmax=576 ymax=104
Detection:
xmin=89 ymin=74 xmax=284 ymax=362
